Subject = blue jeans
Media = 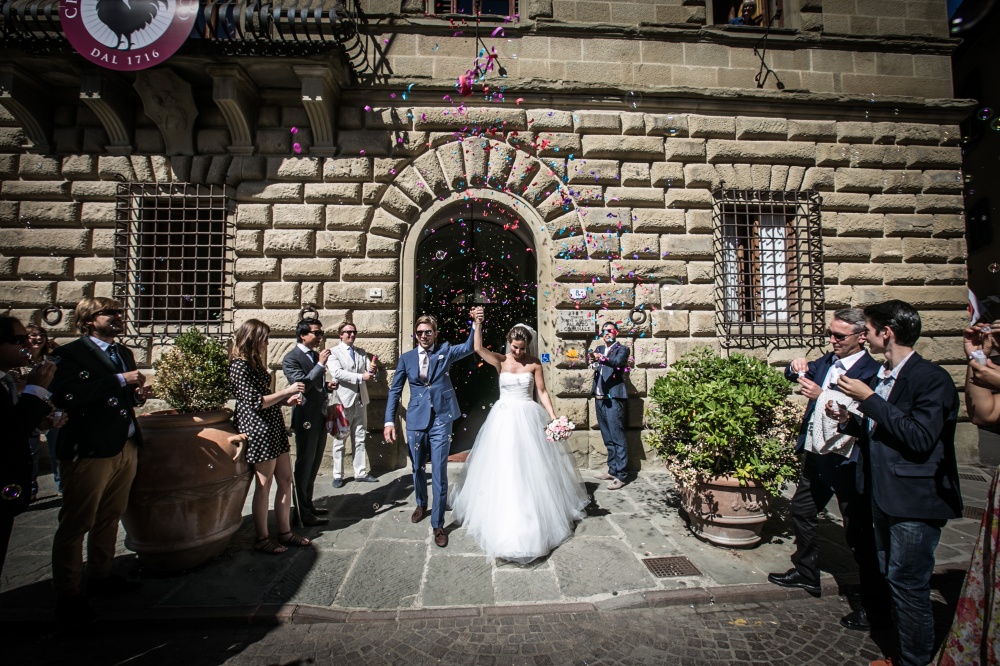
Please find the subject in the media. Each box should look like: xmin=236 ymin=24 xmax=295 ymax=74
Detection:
xmin=407 ymin=415 xmax=452 ymax=529
xmin=594 ymin=397 xmax=627 ymax=481
xmin=872 ymin=501 xmax=945 ymax=666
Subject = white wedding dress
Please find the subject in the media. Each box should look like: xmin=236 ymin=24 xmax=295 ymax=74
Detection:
xmin=450 ymin=372 xmax=589 ymax=563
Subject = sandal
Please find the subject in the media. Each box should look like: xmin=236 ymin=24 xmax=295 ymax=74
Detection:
xmin=254 ymin=537 xmax=288 ymax=555
xmin=276 ymin=531 xmax=311 ymax=547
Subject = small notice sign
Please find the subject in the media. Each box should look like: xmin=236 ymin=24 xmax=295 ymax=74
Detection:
xmin=540 ymin=353 xmax=550 ymax=363
xmin=557 ymin=310 xmax=595 ymax=334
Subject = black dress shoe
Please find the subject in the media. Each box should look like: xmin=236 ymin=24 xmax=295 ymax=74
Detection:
xmin=332 ymin=479 xmax=345 ymax=489
xmin=840 ymin=607 xmax=871 ymax=631
xmin=356 ymin=474 xmax=378 ymax=483
xmin=767 ymin=569 xmax=820 ymax=595
xmin=87 ymin=574 xmax=143 ymax=597
xmin=55 ymin=594 xmax=97 ymax=626
xmin=300 ymin=514 xmax=328 ymax=526
xmin=310 ymin=506 xmax=329 ymax=515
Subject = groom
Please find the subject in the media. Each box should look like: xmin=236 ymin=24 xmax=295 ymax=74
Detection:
xmin=384 ymin=311 xmax=477 ymax=548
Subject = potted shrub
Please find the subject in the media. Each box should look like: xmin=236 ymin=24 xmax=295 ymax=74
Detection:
xmin=643 ymin=347 xmax=801 ymax=547
xmin=122 ymin=329 xmax=252 ymax=572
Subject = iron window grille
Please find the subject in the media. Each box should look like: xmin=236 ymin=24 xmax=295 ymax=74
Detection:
xmin=432 ymin=1 xmax=517 ymax=16
xmin=713 ymin=188 xmax=825 ymax=347
xmin=113 ymin=184 xmax=235 ymax=343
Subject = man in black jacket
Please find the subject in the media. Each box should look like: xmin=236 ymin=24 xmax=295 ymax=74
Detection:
xmin=0 ymin=316 xmax=57 ymax=577
xmin=48 ymin=298 xmax=152 ymax=625
xmin=834 ymin=300 xmax=962 ymax=666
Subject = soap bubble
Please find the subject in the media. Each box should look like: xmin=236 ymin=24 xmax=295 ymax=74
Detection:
xmin=989 ymin=263 xmax=1000 ymax=274
xmin=120 ymin=409 xmax=128 ymax=417
xmin=108 ymin=397 xmax=118 ymax=407
xmin=65 ymin=394 xmax=74 ymax=401
xmin=624 ymin=91 xmax=642 ymax=109
xmin=991 ymin=118 xmax=1000 ymax=132
xmin=1 ymin=484 xmax=22 ymax=501
xmin=79 ymin=371 xmax=90 ymax=379
xmin=435 ymin=250 xmax=448 ymax=260
xmin=978 ymin=108 xmax=994 ymax=121
xmin=303 ymin=421 xmax=312 ymax=430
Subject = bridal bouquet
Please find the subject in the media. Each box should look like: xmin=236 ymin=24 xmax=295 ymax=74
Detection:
xmin=545 ymin=416 xmax=575 ymax=442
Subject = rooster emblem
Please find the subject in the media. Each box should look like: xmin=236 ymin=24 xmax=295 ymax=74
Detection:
xmin=96 ymin=0 xmax=170 ymax=51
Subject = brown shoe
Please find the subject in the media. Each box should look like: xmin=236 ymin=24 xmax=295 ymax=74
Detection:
xmin=300 ymin=513 xmax=328 ymax=526
xmin=434 ymin=528 xmax=448 ymax=548
xmin=411 ymin=506 xmax=427 ymax=523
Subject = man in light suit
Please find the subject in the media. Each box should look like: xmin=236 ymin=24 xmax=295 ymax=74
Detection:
xmin=833 ymin=300 xmax=962 ymax=666
xmin=768 ymin=308 xmax=889 ymax=633
xmin=327 ymin=320 xmax=377 ymax=488
xmin=588 ymin=322 xmax=631 ymax=490
xmin=384 ymin=312 xmax=476 ymax=548
xmin=282 ymin=319 xmax=331 ymax=526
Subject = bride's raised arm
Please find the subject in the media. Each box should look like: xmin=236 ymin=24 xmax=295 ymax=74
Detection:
xmin=533 ymin=363 xmax=557 ymax=422
xmin=473 ymin=306 xmax=504 ymax=371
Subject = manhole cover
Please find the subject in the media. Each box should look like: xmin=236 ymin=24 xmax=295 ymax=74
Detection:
xmin=964 ymin=505 xmax=986 ymax=521
xmin=642 ymin=556 xmax=701 ymax=577
xmin=959 ymin=472 xmax=987 ymax=482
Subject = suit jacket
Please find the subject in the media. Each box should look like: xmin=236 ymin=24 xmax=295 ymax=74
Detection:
xmin=841 ymin=352 xmax=962 ymax=521
xmin=328 ymin=343 xmax=370 ymax=409
xmin=384 ymin=328 xmax=476 ymax=431
xmin=49 ymin=337 xmax=143 ymax=460
xmin=281 ymin=346 xmax=329 ymax=429
xmin=785 ymin=350 xmax=882 ymax=455
xmin=590 ymin=342 xmax=630 ymax=400
xmin=0 ymin=378 xmax=51 ymax=518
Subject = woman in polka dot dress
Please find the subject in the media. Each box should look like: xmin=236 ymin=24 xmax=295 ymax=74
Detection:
xmin=229 ymin=319 xmax=310 ymax=554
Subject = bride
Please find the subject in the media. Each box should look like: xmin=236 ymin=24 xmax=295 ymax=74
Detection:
xmin=449 ymin=307 xmax=589 ymax=563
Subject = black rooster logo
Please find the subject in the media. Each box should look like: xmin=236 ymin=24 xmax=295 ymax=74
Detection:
xmin=96 ymin=0 xmax=170 ymax=51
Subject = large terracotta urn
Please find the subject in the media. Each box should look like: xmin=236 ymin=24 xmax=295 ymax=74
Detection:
xmin=123 ymin=409 xmax=252 ymax=572
xmin=680 ymin=475 xmax=770 ymax=548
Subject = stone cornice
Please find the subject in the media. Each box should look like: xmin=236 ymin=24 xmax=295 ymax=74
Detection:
xmin=0 ymin=63 xmax=50 ymax=153
xmin=206 ymin=64 xmax=259 ymax=156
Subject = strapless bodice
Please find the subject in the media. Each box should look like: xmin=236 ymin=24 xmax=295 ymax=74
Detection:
xmin=498 ymin=372 xmax=534 ymax=401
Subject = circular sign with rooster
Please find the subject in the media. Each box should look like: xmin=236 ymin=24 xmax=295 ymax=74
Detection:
xmin=61 ymin=0 xmax=198 ymax=71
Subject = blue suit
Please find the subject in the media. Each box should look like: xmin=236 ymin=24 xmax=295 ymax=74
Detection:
xmin=385 ymin=327 xmax=476 ymax=528
xmin=591 ymin=341 xmax=630 ymax=481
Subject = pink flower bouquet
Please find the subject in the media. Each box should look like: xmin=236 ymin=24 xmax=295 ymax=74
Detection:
xmin=545 ymin=416 xmax=576 ymax=442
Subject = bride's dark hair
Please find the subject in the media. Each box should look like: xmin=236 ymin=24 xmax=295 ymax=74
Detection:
xmin=507 ymin=325 xmax=533 ymax=345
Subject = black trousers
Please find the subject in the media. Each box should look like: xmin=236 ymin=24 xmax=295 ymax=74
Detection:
xmin=293 ymin=418 xmax=327 ymax=516
xmin=790 ymin=451 xmax=889 ymax=615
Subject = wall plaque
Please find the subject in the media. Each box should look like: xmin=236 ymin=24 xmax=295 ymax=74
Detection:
xmin=557 ymin=310 xmax=595 ymax=334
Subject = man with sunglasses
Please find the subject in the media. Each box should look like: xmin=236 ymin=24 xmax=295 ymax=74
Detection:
xmin=384 ymin=311 xmax=478 ymax=548
xmin=768 ymin=308 xmax=888 ymax=633
xmin=282 ymin=319 xmax=332 ymax=526
xmin=48 ymin=297 xmax=152 ymax=625
xmin=0 ymin=316 xmax=61 ymax=578
xmin=588 ymin=322 xmax=631 ymax=490
xmin=327 ymin=320 xmax=378 ymax=489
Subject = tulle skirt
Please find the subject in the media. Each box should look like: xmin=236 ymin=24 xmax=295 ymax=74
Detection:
xmin=450 ymin=397 xmax=589 ymax=563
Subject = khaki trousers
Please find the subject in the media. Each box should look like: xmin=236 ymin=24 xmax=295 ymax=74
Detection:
xmin=51 ymin=440 xmax=137 ymax=596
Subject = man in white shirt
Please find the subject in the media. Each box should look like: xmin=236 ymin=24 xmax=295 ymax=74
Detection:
xmin=327 ymin=321 xmax=377 ymax=488
xmin=768 ymin=308 xmax=888 ymax=633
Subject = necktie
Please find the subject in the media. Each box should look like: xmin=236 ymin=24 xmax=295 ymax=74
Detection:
xmin=348 ymin=346 xmax=355 ymax=366
xmin=1 ymin=373 xmax=17 ymax=404
xmin=308 ymin=350 xmax=318 ymax=364
xmin=106 ymin=344 xmax=122 ymax=370
xmin=419 ymin=350 xmax=429 ymax=382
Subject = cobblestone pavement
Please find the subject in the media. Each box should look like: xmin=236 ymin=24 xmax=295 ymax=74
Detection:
xmin=6 ymin=591 xmax=963 ymax=666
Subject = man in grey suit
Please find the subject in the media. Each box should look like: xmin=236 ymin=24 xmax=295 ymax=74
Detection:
xmin=327 ymin=320 xmax=377 ymax=488
xmin=588 ymin=322 xmax=631 ymax=490
xmin=282 ymin=319 xmax=331 ymax=526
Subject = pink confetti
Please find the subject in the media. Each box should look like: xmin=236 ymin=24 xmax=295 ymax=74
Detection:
xmin=364 ymin=105 xmax=372 ymax=112
xmin=290 ymin=127 xmax=298 ymax=134
xmin=515 ymin=98 xmax=524 ymax=105
xmin=292 ymin=143 xmax=302 ymax=154
xmin=359 ymin=150 xmax=365 ymax=155
xmin=491 ymin=26 xmax=504 ymax=37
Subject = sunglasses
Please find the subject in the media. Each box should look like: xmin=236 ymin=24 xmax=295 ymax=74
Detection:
xmin=602 ymin=329 xmax=617 ymax=334
xmin=341 ymin=330 xmax=357 ymax=336
xmin=3 ymin=334 xmax=29 ymax=345
xmin=309 ymin=330 xmax=325 ymax=336
xmin=94 ymin=309 xmax=124 ymax=318
xmin=415 ymin=330 xmax=434 ymax=337
xmin=827 ymin=330 xmax=861 ymax=342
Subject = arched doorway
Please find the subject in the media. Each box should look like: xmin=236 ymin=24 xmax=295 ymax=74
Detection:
xmin=413 ymin=199 xmax=537 ymax=452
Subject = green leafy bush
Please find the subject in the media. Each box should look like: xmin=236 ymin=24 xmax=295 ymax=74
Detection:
xmin=153 ymin=329 xmax=230 ymax=413
xmin=642 ymin=347 xmax=802 ymax=497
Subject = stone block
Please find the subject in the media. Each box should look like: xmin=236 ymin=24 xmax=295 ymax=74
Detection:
xmin=664 ymin=188 xmax=714 ymax=209
xmin=272 ymin=203 xmax=324 ymax=228
xmin=604 ymin=187 xmax=663 ymax=208
xmin=883 ymin=264 xmax=930 ymax=285
xmin=801 ymin=167 xmax=836 ymax=191
xmin=645 ymin=113 xmax=688 ymax=137
xmin=664 ymin=138 xmax=706 ymax=162
xmin=234 ymin=282 xmax=261 ymax=307
xmin=583 ymin=232 xmax=619 ymax=259
xmin=906 ymin=146 xmax=962 ymax=169
xmin=17 ymin=257 xmax=70 ymax=279
xmin=823 ymin=238 xmax=872 ymax=261
xmin=365 ymin=233 xmax=400 ymax=257
xmin=369 ymin=208 xmax=408 ymax=239
xmin=61 ymin=155 xmax=96 ymax=180
xmin=353 ymin=310 xmax=398 ymax=335
xmin=688 ymin=311 xmax=717 ymax=337
xmin=621 ymin=112 xmax=645 ymax=136
xmin=651 ymin=162 xmax=684 ymax=188
xmin=706 ymin=140 xmax=815 ymax=166
xmin=266 ymin=157 xmax=321 ymax=182
xmin=0 ymin=229 xmax=90 ymax=255
xmin=262 ymin=282 xmax=301 ymax=307
xmin=651 ymin=310 xmax=689 ymax=337
xmin=901 ymin=239 xmax=953 ymax=263
xmin=660 ymin=284 xmax=714 ymax=309
xmin=896 ymin=123 xmax=942 ymax=145
xmin=78 ymin=202 xmax=116 ymax=228
xmin=931 ymin=214 xmax=965 ymax=238
xmin=16 ymin=201 xmax=81 ymax=228
xmin=326 ymin=205 xmax=372 ymax=230
xmin=787 ymin=120 xmax=836 ymax=142
xmin=735 ymin=117 xmax=787 ymax=140
xmin=827 ymin=212 xmax=884 ymax=237
xmin=580 ymin=207 xmax=631 ymax=233
xmin=1 ymin=181 xmax=72 ymax=201
xmin=54 ymin=281 xmax=93 ymax=306
xmin=324 ymin=282 xmax=398 ymax=307
xmin=581 ymin=136 xmax=664 ymax=160
xmin=819 ymin=192 xmax=871 ymax=211
xmin=528 ymin=109 xmax=575 ymax=132
xmin=922 ymin=170 xmax=963 ymax=194
xmin=914 ymin=194 xmax=963 ymax=214
xmin=620 ymin=233 xmax=660 ymax=259
xmin=686 ymin=261 xmax=713 ymax=284
xmin=236 ymin=204 xmax=271 ymax=229
xmin=620 ymin=162 xmax=650 ymax=187
xmin=682 ymin=164 xmax=721 ymax=189
xmin=631 ymin=209 xmax=685 ymax=233
xmin=322 ymin=157 xmax=372 ymax=182
xmin=234 ymin=309 xmax=316 ymax=336
xmin=303 ymin=183 xmax=363 ymax=204
xmin=235 ymin=257 xmax=280 ymax=279
xmin=688 ymin=115 xmax=735 ymax=139
xmin=686 ymin=210 xmax=714 ymax=234
xmin=263 ymin=230 xmax=314 ymax=256
xmin=338 ymin=130 xmax=393 ymax=157
xmin=884 ymin=214 xmax=935 ymax=237
xmin=633 ymin=338 xmax=667 ymax=367
xmin=611 ymin=259 xmax=686 ymax=283
xmin=838 ymin=264 xmax=884 ymax=284
xmin=413 ymin=107 xmax=527 ymax=131
xmin=340 ymin=259 xmax=398 ymax=280
xmin=553 ymin=260 xmax=610 ymax=283
xmin=0 ymin=280 xmax=53 ymax=307
xmin=569 ymin=159 xmax=618 ymax=185
xmin=869 ymin=194 xmax=916 ymax=213
xmin=236 ymin=182 xmax=303 ymax=203
xmin=852 ymin=286 xmax=967 ymax=308
xmin=362 ymin=183 xmax=387 ymax=205
xmin=73 ymin=257 xmax=114 ymax=279
xmin=660 ymin=234 xmax=712 ymax=260
xmin=834 ymin=168 xmax=888 ymax=193
xmin=281 ymin=258 xmax=339 ymax=280
xmin=91 ymin=229 xmax=115 ymax=256
xmin=573 ymin=112 xmax=622 ymax=135
xmin=870 ymin=238 xmax=904 ymax=262
xmin=317 ymin=231 xmax=364 ymax=257
xmin=551 ymin=283 xmax=635 ymax=309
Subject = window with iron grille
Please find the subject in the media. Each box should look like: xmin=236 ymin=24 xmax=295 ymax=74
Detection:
xmin=113 ymin=184 xmax=235 ymax=341
xmin=713 ymin=189 xmax=825 ymax=346
xmin=432 ymin=0 xmax=517 ymax=16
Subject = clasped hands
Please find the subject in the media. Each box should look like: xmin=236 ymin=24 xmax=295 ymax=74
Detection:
xmin=964 ymin=321 xmax=1000 ymax=391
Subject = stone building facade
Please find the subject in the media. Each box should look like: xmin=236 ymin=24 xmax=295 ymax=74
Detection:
xmin=0 ymin=0 xmax=978 ymax=470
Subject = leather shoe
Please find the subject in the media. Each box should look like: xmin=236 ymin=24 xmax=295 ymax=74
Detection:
xmin=434 ymin=528 xmax=448 ymax=548
xmin=332 ymin=479 xmax=344 ymax=489
xmin=411 ymin=506 xmax=427 ymax=523
xmin=310 ymin=506 xmax=329 ymax=516
xmin=840 ymin=607 xmax=871 ymax=631
xmin=766 ymin=569 xmax=820 ymax=595
xmin=87 ymin=574 xmax=142 ymax=598
xmin=300 ymin=513 xmax=328 ymax=526
xmin=55 ymin=594 xmax=97 ymax=626
xmin=356 ymin=474 xmax=378 ymax=483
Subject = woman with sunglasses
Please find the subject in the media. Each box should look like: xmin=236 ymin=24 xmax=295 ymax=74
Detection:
xmin=229 ymin=319 xmax=310 ymax=554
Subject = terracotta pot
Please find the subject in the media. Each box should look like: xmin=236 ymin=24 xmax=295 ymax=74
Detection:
xmin=123 ymin=409 xmax=252 ymax=572
xmin=680 ymin=475 xmax=770 ymax=548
